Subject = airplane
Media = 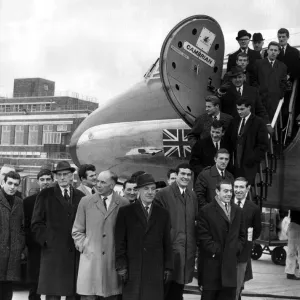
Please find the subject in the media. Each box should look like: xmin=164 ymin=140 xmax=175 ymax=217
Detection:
xmin=69 ymin=15 xmax=300 ymax=211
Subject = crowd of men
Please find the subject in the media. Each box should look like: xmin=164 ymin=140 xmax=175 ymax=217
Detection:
xmin=0 ymin=27 xmax=299 ymax=300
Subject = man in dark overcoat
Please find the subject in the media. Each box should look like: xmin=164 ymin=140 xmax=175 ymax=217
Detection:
xmin=0 ymin=171 xmax=25 ymax=300
xmin=155 ymin=163 xmax=197 ymax=300
xmin=233 ymin=177 xmax=261 ymax=300
xmin=253 ymin=41 xmax=287 ymax=120
xmin=197 ymin=179 xmax=246 ymax=300
xmin=190 ymin=120 xmax=232 ymax=181
xmin=115 ymin=173 xmax=173 ymax=300
xmin=31 ymin=161 xmax=85 ymax=300
xmin=187 ymin=96 xmax=232 ymax=147
xmin=195 ymin=148 xmax=234 ymax=209
xmin=217 ymin=66 xmax=270 ymax=128
xmin=225 ymin=97 xmax=269 ymax=185
xmin=23 ymin=169 xmax=53 ymax=300
xmin=226 ymin=30 xmax=261 ymax=73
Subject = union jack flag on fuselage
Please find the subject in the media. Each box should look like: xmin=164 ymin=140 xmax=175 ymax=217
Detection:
xmin=162 ymin=129 xmax=191 ymax=158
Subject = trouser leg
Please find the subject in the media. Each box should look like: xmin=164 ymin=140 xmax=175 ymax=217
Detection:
xmin=285 ymin=223 xmax=300 ymax=275
xmin=28 ymin=282 xmax=41 ymax=300
xmin=201 ymin=290 xmax=219 ymax=300
xmin=235 ymin=262 xmax=247 ymax=300
xmin=0 ymin=281 xmax=13 ymax=300
xmin=217 ymin=287 xmax=236 ymax=300
xmin=46 ymin=296 xmax=61 ymax=300
xmin=165 ymin=280 xmax=184 ymax=300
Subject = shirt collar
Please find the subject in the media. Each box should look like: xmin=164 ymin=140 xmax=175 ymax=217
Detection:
xmin=214 ymin=112 xmax=220 ymax=120
xmin=237 ymin=85 xmax=244 ymax=94
xmin=234 ymin=197 xmax=246 ymax=207
xmin=101 ymin=192 xmax=112 ymax=201
xmin=59 ymin=185 xmax=70 ymax=195
xmin=176 ymin=183 xmax=186 ymax=195
xmin=268 ymin=58 xmax=276 ymax=64
xmin=244 ymin=113 xmax=251 ymax=123
xmin=216 ymin=196 xmax=230 ymax=207
xmin=216 ymin=165 xmax=225 ymax=177
xmin=240 ymin=48 xmax=248 ymax=54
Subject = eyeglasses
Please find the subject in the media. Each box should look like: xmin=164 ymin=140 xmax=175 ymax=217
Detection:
xmin=56 ymin=172 xmax=71 ymax=177
xmin=239 ymin=39 xmax=250 ymax=41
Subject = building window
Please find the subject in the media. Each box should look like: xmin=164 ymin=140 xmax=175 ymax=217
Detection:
xmin=28 ymin=125 xmax=39 ymax=145
xmin=43 ymin=125 xmax=53 ymax=132
xmin=44 ymin=84 xmax=48 ymax=91
xmin=57 ymin=124 xmax=68 ymax=132
xmin=1 ymin=125 xmax=11 ymax=145
xmin=43 ymin=132 xmax=61 ymax=144
xmin=15 ymin=125 xmax=24 ymax=145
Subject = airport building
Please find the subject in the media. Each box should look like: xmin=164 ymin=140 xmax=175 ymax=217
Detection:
xmin=0 ymin=78 xmax=98 ymax=176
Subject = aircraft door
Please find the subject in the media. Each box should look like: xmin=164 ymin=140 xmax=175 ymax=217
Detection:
xmin=160 ymin=15 xmax=225 ymax=127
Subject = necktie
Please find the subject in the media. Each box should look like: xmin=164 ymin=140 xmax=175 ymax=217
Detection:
xmin=238 ymin=118 xmax=245 ymax=136
xmin=215 ymin=142 xmax=219 ymax=150
xmin=182 ymin=191 xmax=185 ymax=198
xmin=145 ymin=206 xmax=150 ymax=216
xmin=237 ymin=87 xmax=242 ymax=96
xmin=64 ymin=189 xmax=70 ymax=203
xmin=213 ymin=115 xmax=217 ymax=120
xmin=281 ymin=46 xmax=285 ymax=55
xmin=270 ymin=61 xmax=274 ymax=68
xmin=221 ymin=171 xmax=225 ymax=179
xmin=92 ymin=189 xmax=96 ymax=194
xmin=225 ymin=203 xmax=229 ymax=212
xmin=237 ymin=200 xmax=242 ymax=207
xmin=103 ymin=197 xmax=108 ymax=210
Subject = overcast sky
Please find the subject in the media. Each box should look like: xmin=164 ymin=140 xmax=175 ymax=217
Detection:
xmin=0 ymin=0 xmax=299 ymax=103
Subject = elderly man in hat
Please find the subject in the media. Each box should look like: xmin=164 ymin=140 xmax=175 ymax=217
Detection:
xmin=226 ymin=29 xmax=261 ymax=73
xmin=252 ymin=33 xmax=266 ymax=58
xmin=23 ymin=168 xmax=54 ymax=300
xmin=31 ymin=161 xmax=85 ymax=300
xmin=217 ymin=66 xmax=271 ymax=133
xmin=72 ymin=170 xmax=129 ymax=300
xmin=115 ymin=173 xmax=173 ymax=300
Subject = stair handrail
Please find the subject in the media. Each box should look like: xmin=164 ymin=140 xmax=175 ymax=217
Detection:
xmin=287 ymin=78 xmax=299 ymax=138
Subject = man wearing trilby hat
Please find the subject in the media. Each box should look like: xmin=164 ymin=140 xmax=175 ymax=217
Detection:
xmin=251 ymin=32 xmax=266 ymax=58
xmin=32 ymin=161 xmax=85 ymax=300
xmin=115 ymin=173 xmax=173 ymax=300
xmin=227 ymin=29 xmax=261 ymax=73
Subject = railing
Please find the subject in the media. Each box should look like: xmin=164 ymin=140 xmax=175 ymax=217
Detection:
xmin=256 ymin=78 xmax=299 ymax=207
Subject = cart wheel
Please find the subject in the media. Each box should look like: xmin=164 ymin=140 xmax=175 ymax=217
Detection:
xmin=251 ymin=244 xmax=263 ymax=260
xmin=271 ymin=247 xmax=286 ymax=265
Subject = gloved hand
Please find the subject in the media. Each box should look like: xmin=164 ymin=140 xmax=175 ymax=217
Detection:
xmin=118 ymin=269 xmax=128 ymax=285
xmin=218 ymin=81 xmax=231 ymax=94
xmin=267 ymin=124 xmax=274 ymax=135
xmin=164 ymin=269 xmax=172 ymax=283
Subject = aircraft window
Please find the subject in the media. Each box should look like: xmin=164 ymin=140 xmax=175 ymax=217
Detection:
xmin=192 ymin=28 xmax=197 ymax=35
xmin=215 ymin=44 xmax=219 ymax=50
xmin=144 ymin=58 xmax=160 ymax=80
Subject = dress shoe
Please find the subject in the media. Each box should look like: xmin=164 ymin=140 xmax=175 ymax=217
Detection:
xmin=287 ymin=274 xmax=300 ymax=280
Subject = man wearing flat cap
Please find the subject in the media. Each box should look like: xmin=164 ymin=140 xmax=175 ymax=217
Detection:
xmin=31 ymin=161 xmax=85 ymax=300
xmin=227 ymin=30 xmax=261 ymax=73
xmin=115 ymin=173 xmax=173 ymax=300
xmin=252 ymin=33 xmax=266 ymax=58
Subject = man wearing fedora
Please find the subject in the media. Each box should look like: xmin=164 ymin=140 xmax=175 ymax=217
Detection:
xmin=115 ymin=173 xmax=173 ymax=300
xmin=155 ymin=163 xmax=197 ymax=300
xmin=72 ymin=170 xmax=129 ymax=300
xmin=217 ymin=66 xmax=271 ymax=131
xmin=31 ymin=161 xmax=85 ymax=300
xmin=251 ymin=33 xmax=266 ymax=58
xmin=226 ymin=30 xmax=261 ymax=73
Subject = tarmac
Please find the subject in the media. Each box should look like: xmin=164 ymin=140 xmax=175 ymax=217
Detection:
xmin=13 ymin=253 xmax=300 ymax=300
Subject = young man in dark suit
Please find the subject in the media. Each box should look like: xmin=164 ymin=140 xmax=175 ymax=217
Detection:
xmin=23 ymin=169 xmax=54 ymax=300
xmin=194 ymin=148 xmax=234 ymax=209
xmin=31 ymin=161 xmax=85 ymax=300
xmin=187 ymin=95 xmax=232 ymax=147
xmin=197 ymin=179 xmax=246 ymax=300
xmin=155 ymin=163 xmax=197 ymax=300
xmin=254 ymin=41 xmax=287 ymax=121
xmin=233 ymin=177 xmax=261 ymax=300
xmin=115 ymin=173 xmax=173 ymax=300
xmin=226 ymin=30 xmax=261 ymax=73
xmin=217 ymin=66 xmax=271 ymax=132
xmin=226 ymin=97 xmax=269 ymax=185
xmin=190 ymin=120 xmax=231 ymax=182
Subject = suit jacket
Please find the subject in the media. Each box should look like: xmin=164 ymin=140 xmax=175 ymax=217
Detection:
xmin=227 ymin=48 xmax=261 ymax=73
xmin=23 ymin=192 xmax=41 ymax=283
xmin=77 ymin=183 xmax=95 ymax=196
xmin=187 ymin=112 xmax=233 ymax=146
xmin=72 ymin=192 xmax=129 ymax=297
xmin=115 ymin=201 xmax=172 ymax=300
xmin=254 ymin=58 xmax=287 ymax=119
xmin=194 ymin=165 xmax=234 ymax=209
xmin=31 ymin=183 xmax=85 ymax=296
xmin=155 ymin=183 xmax=197 ymax=284
xmin=277 ymin=43 xmax=300 ymax=80
xmin=197 ymin=200 xmax=246 ymax=289
xmin=218 ymin=83 xmax=270 ymax=123
xmin=189 ymin=136 xmax=232 ymax=176
xmin=226 ymin=114 xmax=269 ymax=184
